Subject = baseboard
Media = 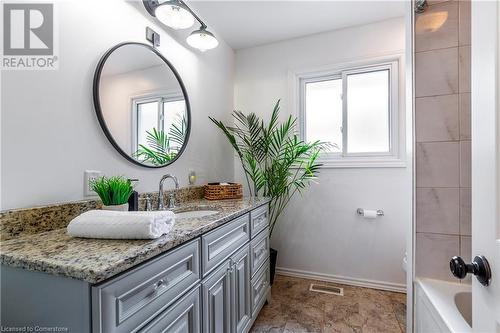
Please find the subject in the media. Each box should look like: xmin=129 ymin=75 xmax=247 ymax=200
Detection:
xmin=276 ymin=267 xmax=407 ymax=293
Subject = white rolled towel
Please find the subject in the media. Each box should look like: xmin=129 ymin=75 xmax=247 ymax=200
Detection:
xmin=67 ymin=210 xmax=175 ymax=239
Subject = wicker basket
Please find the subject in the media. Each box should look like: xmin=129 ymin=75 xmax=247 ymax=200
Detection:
xmin=204 ymin=183 xmax=243 ymax=200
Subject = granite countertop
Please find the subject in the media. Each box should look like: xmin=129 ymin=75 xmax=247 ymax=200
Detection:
xmin=0 ymin=197 xmax=270 ymax=284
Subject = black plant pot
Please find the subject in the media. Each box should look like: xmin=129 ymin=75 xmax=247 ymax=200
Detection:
xmin=269 ymin=248 xmax=278 ymax=285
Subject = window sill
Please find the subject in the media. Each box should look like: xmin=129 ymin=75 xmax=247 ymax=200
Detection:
xmin=316 ymin=158 xmax=406 ymax=169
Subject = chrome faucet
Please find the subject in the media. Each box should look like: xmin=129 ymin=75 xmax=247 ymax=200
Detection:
xmin=158 ymin=174 xmax=179 ymax=210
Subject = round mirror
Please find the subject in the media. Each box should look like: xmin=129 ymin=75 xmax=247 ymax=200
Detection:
xmin=93 ymin=42 xmax=190 ymax=168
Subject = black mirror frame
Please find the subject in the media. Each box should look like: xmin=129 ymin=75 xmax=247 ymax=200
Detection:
xmin=92 ymin=42 xmax=191 ymax=168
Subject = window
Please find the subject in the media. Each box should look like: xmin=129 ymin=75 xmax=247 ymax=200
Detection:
xmin=132 ymin=94 xmax=186 ymax=154
xmin=297 ymin=59 xmax=403 ymax=167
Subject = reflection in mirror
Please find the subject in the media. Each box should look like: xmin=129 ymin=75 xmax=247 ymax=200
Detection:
xmin=95 ymin=43 xmax=190 ymax=168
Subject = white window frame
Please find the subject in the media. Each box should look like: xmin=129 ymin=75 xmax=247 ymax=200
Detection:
xmin=131 ymin=90 xmax=184 ymax=154
xmin=290 ymin=55 xmax=405 ymax=168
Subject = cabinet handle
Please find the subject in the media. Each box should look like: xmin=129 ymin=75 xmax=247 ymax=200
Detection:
xmin=149 ymin=278 xmax=167 ymax=296
xmin=254 ymin=247 xmax=266 ymax=259
xmin=227 ymin=259 xmax=234 ymax=273
xmin=254 ymin=280 xmax=264 ymax=292
xmin=255 ymin=215 xmax=266 ymax=225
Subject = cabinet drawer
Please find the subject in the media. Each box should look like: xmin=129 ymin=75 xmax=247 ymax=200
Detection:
xmin=202 ymin=214 xmax=250 ymax=276
xmin=138 ymin=286 xmax=201 ymax=333
xmin=250 ymin=259 xmax=270 ymax=317
xmin=250 ymin=205 xmax=269 ymax=238
xmin=250 ymin=229 xmax=269 ymax=277
xmin=92 ymin=239 xmax=201 ymax=333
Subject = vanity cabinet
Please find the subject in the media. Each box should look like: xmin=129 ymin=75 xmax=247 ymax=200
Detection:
xmin=94 ymin=203 xmax=270 ymax=333
xmin=0 ymin=203 xmax=270 ymax=333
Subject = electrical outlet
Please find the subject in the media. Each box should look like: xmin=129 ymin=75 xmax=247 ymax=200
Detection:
xmin=84 ymin=170 xmax=103 ymax=196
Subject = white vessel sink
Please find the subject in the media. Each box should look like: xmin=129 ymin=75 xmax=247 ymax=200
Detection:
xmin=175 ymin=210 xmax=219 ymax=219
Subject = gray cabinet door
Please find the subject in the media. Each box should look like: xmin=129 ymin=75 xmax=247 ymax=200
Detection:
xmin=230 ymin=244 xmax=252 ymax=333
xmin=138 ymin=286 xmax=201 ymax=333
xmin=202 ymin=260 xmax=232 ymax=333
xmin=251 ymin=259 xmax=270 ymax=318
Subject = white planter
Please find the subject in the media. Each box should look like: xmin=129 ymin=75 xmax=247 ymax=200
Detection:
xmin=102 ymin=203 xmax=129 ymax=211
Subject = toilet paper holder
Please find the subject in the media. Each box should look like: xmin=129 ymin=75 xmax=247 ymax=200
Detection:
xmin=356 ymin=208 xmax=384 ymax=216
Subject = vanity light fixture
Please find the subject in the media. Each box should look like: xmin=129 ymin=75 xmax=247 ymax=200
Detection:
xmin=187 ymin=25 xmax=219 ymax=51
xmin=152 ymin=0 xmax=194 ymax=30
xmin=143 ymin=0 xmax=219 ymax=51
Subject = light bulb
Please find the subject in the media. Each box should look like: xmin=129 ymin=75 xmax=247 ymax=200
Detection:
xmin=186 ymin=28 xmax=219 ymax=51
xmin=155 ymin=1 xmax=195 ymax=30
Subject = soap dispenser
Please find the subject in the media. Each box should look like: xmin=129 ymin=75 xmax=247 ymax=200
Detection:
xmin=128 ymin=179 xmax=139 ymax=211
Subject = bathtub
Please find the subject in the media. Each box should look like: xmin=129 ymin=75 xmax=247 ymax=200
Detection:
xmin=416 ymin=278 xmax=472 ymax=333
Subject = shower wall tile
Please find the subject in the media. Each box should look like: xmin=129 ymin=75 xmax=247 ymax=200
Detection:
xmin=416 ymin=233 xmax=459 ymax=281
xmin=460 ymin=236 xmax=472 ymax=284
xmin=459 ymin=93 xmax=471 ymax=140
xmin=416 ymin=142 xmax=460 ymax=187
xmin=415 ymin=0 xmax=471 ymax=284
xmin=415 ymin=1 xmax=458 ymax=52
xmin=460 ymin=141 xmax=471 ymax=187
xmin=416 ymin=48 xmax=459 ymax=97
xmin=427 ymin=0 xmax=452 ymax=5
xmin=459 ymin=0 xmax=471 ymax=46
xmin=416 ymin=94 xmax=459 ymax=142
xmin=416 ymin=188 xmax=460 ymax=234
xmin=459 ymin=236 xmax=472 ymax=262
xmin=459 ymin=188 xmax=471 ymax=236
xmin=459 ymin=46 xmax=471 ymax=93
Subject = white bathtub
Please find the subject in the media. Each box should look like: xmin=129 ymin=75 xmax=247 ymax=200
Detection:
xmin=416 ymin=278 xmax=472 ymax=333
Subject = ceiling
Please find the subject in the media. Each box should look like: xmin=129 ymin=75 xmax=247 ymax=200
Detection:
xmin=189 ymin=1 xmax=406 ymax=50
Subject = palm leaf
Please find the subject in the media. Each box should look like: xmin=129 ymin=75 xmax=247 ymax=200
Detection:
xmin=170 ymin=113 xmax=187 ymax=147
xmin=134 ymin=128 xmax=175 ymax=165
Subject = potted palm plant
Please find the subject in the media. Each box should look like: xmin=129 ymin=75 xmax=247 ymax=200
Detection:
xmin=210 ymin=100 xmax=329 ymax=283
xmin=90 ymin=176 xmax=135 ymax=211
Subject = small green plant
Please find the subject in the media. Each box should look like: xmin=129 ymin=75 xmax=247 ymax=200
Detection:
xmin=90 ymin=176 xmax=134 ymax=206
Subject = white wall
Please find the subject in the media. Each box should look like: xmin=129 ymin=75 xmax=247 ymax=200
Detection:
xmin=1 ymin=0 xmax=235 ymax=210
xmin=234 ymin=17 xmax=410 ymax=289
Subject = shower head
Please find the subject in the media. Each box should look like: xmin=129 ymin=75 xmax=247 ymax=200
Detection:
xmin=415 ymin=0 xmax=428 ymax=13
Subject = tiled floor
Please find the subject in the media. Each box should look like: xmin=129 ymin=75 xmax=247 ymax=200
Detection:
xmin=250 ymin=275 xmax=406 ymax=333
